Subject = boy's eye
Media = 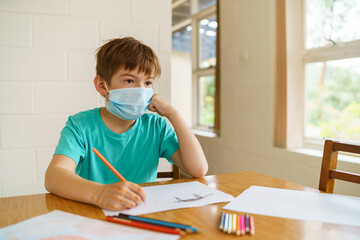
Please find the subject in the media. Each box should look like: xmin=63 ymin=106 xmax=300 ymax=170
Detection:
xmin=125 ymin=79 xmax=134 ymax=84
xmin=145 ymin=81 xmax=153 ymax=86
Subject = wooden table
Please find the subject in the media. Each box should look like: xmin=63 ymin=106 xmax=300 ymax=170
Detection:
xmin=1 ymin=171 xmax=359 ymax=239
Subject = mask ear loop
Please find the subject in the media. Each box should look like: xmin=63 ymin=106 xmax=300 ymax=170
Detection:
xmin=103 ymin=81 xmax=110 ymax=93
xmin=102 ymin=81 xmax=110 ymax=101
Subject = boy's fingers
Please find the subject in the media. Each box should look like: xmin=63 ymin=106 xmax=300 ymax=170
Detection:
xmin=118 ymin=197 xmax=137 ymax=209
xmin=147 ymin=102 xmax=155 ymax=112
xmin=128 ymin=183 xmax=146 ymax=202
xmin=113 ymin=181 xmax=145 ymax=204
xmin=121 ymin=189 xmax=143 ymax=206
xmin=109 ymin=196 xmax=136 ymax=209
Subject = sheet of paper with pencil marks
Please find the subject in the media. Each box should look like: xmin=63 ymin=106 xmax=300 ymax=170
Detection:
xmin=103 ymin=181 xmax=235 ymax=216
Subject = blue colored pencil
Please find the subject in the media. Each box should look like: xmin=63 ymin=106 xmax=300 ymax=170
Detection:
xmin=219 ymin=212 xmax=225 ymax=230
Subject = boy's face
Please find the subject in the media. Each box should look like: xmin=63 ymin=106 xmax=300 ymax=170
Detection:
xmin=107 ymin=67 xmax=154 ymax=91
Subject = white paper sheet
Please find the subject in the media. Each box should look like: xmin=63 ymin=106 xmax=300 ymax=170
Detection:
xmin=223 ymin=186 xmax=360 ymax=227
xmin=103 ymin=181 xmax=234 ymax=216
xmin=0 ymin=210 xmax=179 ymax=240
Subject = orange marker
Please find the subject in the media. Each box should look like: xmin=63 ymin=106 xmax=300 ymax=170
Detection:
xmin=92 ymin=147 xmax=126 ymax=182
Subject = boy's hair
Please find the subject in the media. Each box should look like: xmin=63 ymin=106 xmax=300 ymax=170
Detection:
xmin=96 ymin=37 xmax=161 ymax=85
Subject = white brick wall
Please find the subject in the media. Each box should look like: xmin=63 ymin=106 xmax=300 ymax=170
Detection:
xmin=0 ymin=13 xmax=32 ymax=46
xmin=0 ymin=0 xmax=171 ymax=197
xmin=33 ymin=16 xmax=99 ymax=48
xmin=0 ymin=48 xmax=66 ymax=80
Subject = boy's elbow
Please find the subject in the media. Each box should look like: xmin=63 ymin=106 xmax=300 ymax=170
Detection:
xmin=44 ymin=167 xmax=57 ymax=193
xmin=44 ymin=169 xmax=52 ymax=192
xmin=191 ymin=165 xmax=208 ymax=178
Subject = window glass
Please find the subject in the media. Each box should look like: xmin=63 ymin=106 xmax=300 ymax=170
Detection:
xmin=172 ymin=0 xmax=190 ymax=26
xmin=172 ymin=25 xmax=191 ymax=52
xmin=199 ymin=15 xmax=217 ymax=68
xmin=305 ymin=58 xmax=360 ymax=141
xmin=306 ymin=0 xmax=360 ymax=49
xmin=198 ymin=75 xmax=215 ymax=126
xmin=197 ymin=0 xmax=216 ymax=12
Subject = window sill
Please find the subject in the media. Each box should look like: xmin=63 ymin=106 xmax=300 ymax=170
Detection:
xmin=288 ymin=148 xmax=360 ymax=164
xmin=192 ymin=129 xmax=218 ymax=138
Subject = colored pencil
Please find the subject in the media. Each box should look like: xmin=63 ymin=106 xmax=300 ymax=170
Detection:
xmin=240 ymin=215 xmax=245 ymax=235
xmin=219 ymin=212 xmax=225 ymax=230
xmin=227 ymin=213 xmax=232 ymax=234
xmin=107 ymin=216 xmax=183 ymax=235
xmin=115 ymin=213 xmax=198 ymax=233
xmin=232 ymin=214 xmax=237 ymax=234
xmin=219 ymin=213 xmax=256 ymax=236
xmin=92 ymin=147 xmax=126 ymax=181
xmin=236 ymin=214 xmax=240 ymax=236
xmin=250 ymin=215 xmax=255 ymax=235
xmin=245 ymin=214 xmax=250 ymax=233
xmin=224 ymin=213 xmax=229 ymax=233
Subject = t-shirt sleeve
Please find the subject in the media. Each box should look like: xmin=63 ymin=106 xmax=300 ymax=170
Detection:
xmin=159 ymin=118 xmax=179 ymax=163
xmin=54 ymin=116 xmax=85 ymax=164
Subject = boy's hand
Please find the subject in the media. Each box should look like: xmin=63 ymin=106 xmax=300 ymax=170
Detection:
xmin=92 ymin=181 xmax=146 ymax=210
xmin=148 ymin=94 xmax=177 ymax=118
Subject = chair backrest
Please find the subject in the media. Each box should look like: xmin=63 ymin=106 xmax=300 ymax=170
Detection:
xmin=157 ymin=165 xmax=181 ymax=179
xmin=319 ymin=139 xmax=360 ymax=193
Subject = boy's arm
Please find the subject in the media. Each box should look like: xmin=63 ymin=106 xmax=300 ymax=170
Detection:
xmin=148 ymin=94 xmax=208 ymax=178
xmin=45 ymin=154 xmax=146 ymax=210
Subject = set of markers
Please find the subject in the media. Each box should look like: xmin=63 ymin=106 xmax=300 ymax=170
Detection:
xmin=219 ymin=212 xmax=255 ymax=236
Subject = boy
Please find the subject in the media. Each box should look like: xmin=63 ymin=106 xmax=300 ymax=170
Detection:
xmin=45 ymin=37 xmax=208 ymax=211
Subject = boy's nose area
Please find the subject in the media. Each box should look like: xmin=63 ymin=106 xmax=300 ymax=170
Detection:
xmin=135 ymin=81 xmax=146 ymax=88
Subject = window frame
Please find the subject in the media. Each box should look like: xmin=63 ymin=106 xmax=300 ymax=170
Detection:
xmin=172 ymin=0 xmax=219 ymax=134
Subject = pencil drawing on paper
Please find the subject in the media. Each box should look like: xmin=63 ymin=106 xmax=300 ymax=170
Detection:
xmin=173 ymin=193 xmax=213 ymax=203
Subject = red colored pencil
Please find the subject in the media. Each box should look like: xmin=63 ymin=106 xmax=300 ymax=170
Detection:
xmin=107 ymin=216 xmax=183 ymax=235
xmin=92 ymin=148 xmax=126 ymax=182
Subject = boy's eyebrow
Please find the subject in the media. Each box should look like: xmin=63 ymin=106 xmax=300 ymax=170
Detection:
xmin=120 ymin=73 xmax=154 ymax=80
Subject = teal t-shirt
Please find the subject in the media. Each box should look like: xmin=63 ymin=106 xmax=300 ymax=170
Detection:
xmin=54 ymin=108 xmax=179 ymax=184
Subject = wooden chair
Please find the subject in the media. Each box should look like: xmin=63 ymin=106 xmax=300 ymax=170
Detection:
xmin=319 ymin=139 xmax=360 ymax=193
xmin=157 ymin=165 xmax=181 ymax=179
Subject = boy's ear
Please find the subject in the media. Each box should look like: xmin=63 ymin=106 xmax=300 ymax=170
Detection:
xmin=94 ymin=76 xmax=108 ymax=96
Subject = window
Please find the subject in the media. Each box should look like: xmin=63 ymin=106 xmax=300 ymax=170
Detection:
xmin=198 ymin=75 xmax=215 ymax=126
xmin=199 ymin=15 xmax=217 ymax=69
xmin=303 ymin=0 xmax=360 ymax=143
xmin=275 ymin=0 xmax=360 ymax=149
xmin=172 ymin=0 xmax=218 ymax=133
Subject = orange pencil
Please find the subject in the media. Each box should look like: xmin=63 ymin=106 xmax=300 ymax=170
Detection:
xmin=92 ymin=147 xmax=126 ymax=182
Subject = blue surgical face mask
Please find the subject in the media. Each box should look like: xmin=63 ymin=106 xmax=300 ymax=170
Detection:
xmin=104 ymin=83 xmax=153 ymax=120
